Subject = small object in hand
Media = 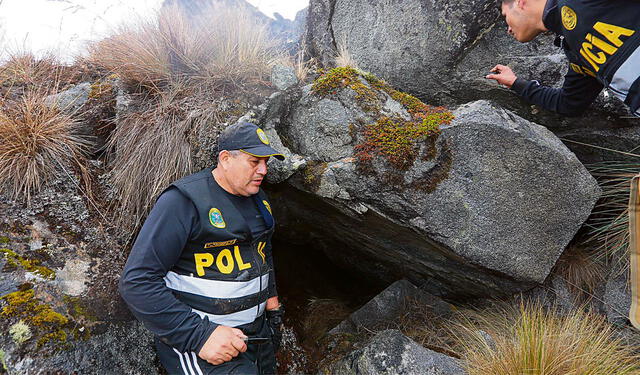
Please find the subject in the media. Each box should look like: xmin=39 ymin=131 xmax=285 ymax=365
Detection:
xmin=486 ymin=71 xmax=499 ymax=76
xmin=244 ymin=337 xmax=270 ymax=344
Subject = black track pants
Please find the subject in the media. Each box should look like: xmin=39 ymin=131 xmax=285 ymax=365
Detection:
xmin=156 ymin=316 xmax=276 ymax=375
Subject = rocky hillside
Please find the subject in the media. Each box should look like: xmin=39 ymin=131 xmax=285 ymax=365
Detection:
xmin=0 ymin=0 xmax=639 ymax=374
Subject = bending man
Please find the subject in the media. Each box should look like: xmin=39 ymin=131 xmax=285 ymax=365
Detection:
xmin=487 ymin=0 xmax=640 ymax=117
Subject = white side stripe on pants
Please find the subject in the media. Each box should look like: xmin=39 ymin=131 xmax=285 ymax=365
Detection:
xmin=172 ymin=348 xmax=190 ymax=375
xmin=191 ymin=352 xmax=204 ymax=375
xmin=172 ymin=348 xmax=204 ymax=375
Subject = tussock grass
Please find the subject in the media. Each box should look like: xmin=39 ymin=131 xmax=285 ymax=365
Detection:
xmin=454 ymin=302 xmax=640 ymax=375
xmin=585 ymin=161 xmax=640 ymax=274
xmin=554 ymin=244 xmax=604 ymax=298
xmin=334 ymin=37 xmax=357 ymax=69
xmin=303 ymin=298 xmax=351 ymax=344
xmin=107 ymin=85 xmax=223 ymax=224
xmin=277 ymin=42 xmax=315 ymax=83
xmin=0 ymin=88 xmax=89 ymax=201
xmin=0 ymin=52 xmax=80 ymax=89
xmin=90 ymin=3 xmax=282 ymax=226
xmin=89 ymin=4 xmax=278 ymax=93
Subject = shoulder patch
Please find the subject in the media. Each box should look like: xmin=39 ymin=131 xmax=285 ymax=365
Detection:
xmin=208 ymin=208 xmax=226 ymax=228
xmin=561 ymin=6 xmax=577 ymax=31
xmin=263 ymin=200 xmax=272 ymax=215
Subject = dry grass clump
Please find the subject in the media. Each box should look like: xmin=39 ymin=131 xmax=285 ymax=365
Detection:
xmin=553 ymin=244 xmax=604 ymax=298
xmin=0 ymin=88 xmax=89 ymax=201
xmin=585 ymin=161 xmax=639 ymax=273
xmin=453 ymin=302 xmax=640 ymax=375
xmin=0 ymin=52 xmax=80 ymax=89
xmin=334 ymin=37 xmax=357 ymax=69
xmin=107 ymin=84 xmax=224 ymax=223
xmin=90 ymin=3 xmax=282 ymax=225
xmin=302 ymin=298 xmax=351 ymax=344
xmin=89 ymin=4 xmax=278 ymax=93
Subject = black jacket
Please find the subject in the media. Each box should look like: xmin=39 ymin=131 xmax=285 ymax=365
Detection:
xmin=511 ymin=0 xmax=640 ymax=116
xmin=119 ymin=168 xmax=277 ymax=354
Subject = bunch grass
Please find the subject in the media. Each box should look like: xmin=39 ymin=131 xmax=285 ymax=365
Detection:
xmin=0 ymin=51 xmax=80 ymax=89
xmin=106 ymin=84 xmax=222 ymax=224
xmin=91 ymin=3 xmax=282 ymax=226
xmin=454 ymin=302 xmax=640 ymax=375
xmin=585 ymin=161 xmax=640 ymax=274
xmin=0 ymin=87 xmax=89 ymax=201
xmin=88 ymin=3 xmax=278 ymax=93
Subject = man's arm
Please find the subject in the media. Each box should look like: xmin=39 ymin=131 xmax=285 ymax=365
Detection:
xmin=487 ymin=64 xmax=604 ymax=117
xmin=118 ymin=188 xmax=247 ymax=363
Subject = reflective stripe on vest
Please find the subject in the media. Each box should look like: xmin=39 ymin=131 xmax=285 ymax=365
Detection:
xmin=164 ymin=271 xmax=269 ymax=299
xmin=609 ymin=46 xmax=640 ymax=106
xmin=192 ymin=302 xmax=266 ymax=327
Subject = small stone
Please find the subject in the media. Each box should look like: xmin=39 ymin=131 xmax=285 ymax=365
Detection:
xmin=271 ymin=64 xmax=298 ymax=90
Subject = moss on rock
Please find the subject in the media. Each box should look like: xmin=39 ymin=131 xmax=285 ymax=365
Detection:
xmin=312 ymin=66 xmax=380 ymax=112
xmin=312 ymin=67 xmax=454 ymax=177
xmin=1 ymin=288 xmax=70 ymax=348
xmin=0 ymin=248 xmax=56 ymax=280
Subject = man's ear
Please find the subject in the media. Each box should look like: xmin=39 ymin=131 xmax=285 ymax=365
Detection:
xmin=218 ymin=150 xmax=230 ymax=168
xmin=516 ymin=0 xmax=527 ymax=10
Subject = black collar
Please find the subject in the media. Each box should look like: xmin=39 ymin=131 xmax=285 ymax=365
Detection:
xmin=542 ymin=0 xmax=562 ymax=34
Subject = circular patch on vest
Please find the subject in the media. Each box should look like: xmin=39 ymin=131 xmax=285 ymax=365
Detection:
xmin=208 ymin=208 xmax=226 ymax=229
xmin=561 ymin=6 xmax=577 ymax=31
xmin=256 ymin=128 xmax=270 ymax=145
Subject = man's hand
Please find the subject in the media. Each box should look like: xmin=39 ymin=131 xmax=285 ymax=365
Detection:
xmin=486 ymin=64 xmax=517 ymax=88
xmin=198 ymin=325 xmax=247 ymax=365
xmin=266 ymin=298 xmax=284 ymax=352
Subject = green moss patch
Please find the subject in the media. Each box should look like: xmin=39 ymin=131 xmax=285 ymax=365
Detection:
xmin=355 ymin=115 xmax=445 ymax=170
xmin=1 ymin=288 xmax=69 ymax=348
xmin=302 ymin=161 xmax=329 ymax=192
xmin=311 ymin=67 xmax=454 ymax=176
xmin=312 ymin=67 xmax=380 ymax=111
xmin=0 ymin=248 xmax=55 ymax=280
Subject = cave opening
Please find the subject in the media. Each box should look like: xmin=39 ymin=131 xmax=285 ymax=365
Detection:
xmin=271 ymin=234 xmax=385 ymax=372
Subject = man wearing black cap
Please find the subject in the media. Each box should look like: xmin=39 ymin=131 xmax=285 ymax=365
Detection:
xmin=119 ymin=122 xmax=285 ymax=374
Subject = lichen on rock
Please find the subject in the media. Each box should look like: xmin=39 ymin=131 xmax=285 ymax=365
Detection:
xmin=9 ymin=320 xmax=32 ymax=344
xmin=1 ymin=287 xmax=70 ymax=348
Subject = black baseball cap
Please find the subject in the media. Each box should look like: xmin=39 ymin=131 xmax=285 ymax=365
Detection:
xmin=217 ymin=122 xmax=285 ymax=160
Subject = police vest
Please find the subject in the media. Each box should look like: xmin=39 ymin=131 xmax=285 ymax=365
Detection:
xmin=162 ymin=168 xmax=275 ymax=328
xmin=547 ymin=0 xmax=640 ymax=113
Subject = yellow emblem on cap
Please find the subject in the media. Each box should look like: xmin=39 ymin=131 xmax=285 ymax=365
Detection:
xmin=263 ymin=200 xmax=272 ymax=215
xmin=257 ymin=128 xmax=270 ymax=145
xmin=208 ymin=208 xmax=226 ymax=229
xmin=561 ymin=6 xmax=577 ymax=30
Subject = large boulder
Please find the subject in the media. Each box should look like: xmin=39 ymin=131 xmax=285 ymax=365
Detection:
xmin=321 ymin=329 xmax=465 ymax=375
xmin=257 ymin=72 xmax=601 ymax=298
xmin=306 ymin=0 xmax=498 ymax=89
xmin=329 ymin=280 xmax=453 ymax=335
xmin=304 ymin=1 xmax=637 ymax=160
